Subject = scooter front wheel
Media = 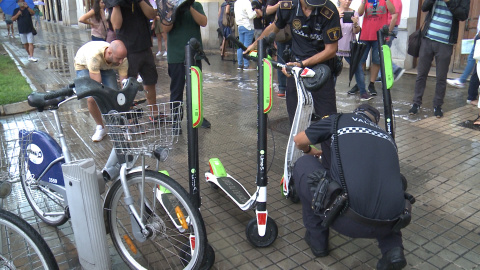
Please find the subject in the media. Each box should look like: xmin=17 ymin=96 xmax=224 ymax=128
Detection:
xmin=245 ymin=217 xmax=278 ymax=247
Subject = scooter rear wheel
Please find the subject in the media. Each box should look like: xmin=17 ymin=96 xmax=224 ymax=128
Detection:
xmin=288 ymin=180 xmax=300 ymax=203
xmin=245 ymin=216 xmax=278 ymax=247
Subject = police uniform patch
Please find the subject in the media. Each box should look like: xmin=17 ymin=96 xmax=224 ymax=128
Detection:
xmin=320 ymin=6 xmax=334 ymax=19
xmin=327 ymin=27 xmax=341 ymax=41
xmin=292 ymin=19 xmax=302 ymax=30
xmin=280 ymin=1 xmax=292 ymax=9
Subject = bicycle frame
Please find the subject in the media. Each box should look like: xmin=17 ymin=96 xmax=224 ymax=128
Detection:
xmin=18 ymin=80 xmax=152 ymax=236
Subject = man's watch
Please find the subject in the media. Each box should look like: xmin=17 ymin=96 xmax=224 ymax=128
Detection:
xmin=302 ymin=145 xmax=312 ymax=154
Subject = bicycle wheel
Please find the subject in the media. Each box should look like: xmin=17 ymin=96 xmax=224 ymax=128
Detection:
xmin=106 ymin=170 xmax=206 ymax=270
xmin=0 ymin=209 xmax=59 ymax=270
xmin=18 ymin=155 xmax=69 ymax=226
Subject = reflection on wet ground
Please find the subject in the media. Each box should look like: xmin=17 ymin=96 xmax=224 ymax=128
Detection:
xmin=1 ymin=20 xmax=480 ymax=269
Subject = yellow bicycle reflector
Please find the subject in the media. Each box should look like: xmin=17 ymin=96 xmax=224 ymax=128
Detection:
xmin=175 ymin=206 xmax=189 ymax=230
xmin=123 ymin=235 xmax=137 ymax=254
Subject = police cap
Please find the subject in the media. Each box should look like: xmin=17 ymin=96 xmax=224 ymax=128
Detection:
xmin=304 ymin=0 xmax=327 ymax=7
xmin=354 ymin=104 xmax=380 ymax=124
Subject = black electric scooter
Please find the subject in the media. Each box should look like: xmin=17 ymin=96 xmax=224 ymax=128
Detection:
xmin=205 ymin=35 xmax=279 ymax=247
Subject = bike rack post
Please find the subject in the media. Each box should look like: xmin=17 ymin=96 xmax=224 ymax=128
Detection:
xmin=62 ymin=158 xmax=111 ymax=270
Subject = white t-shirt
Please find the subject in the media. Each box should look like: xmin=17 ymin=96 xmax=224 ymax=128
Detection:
xmin=234 ymin=0 xmax=256 ymax=30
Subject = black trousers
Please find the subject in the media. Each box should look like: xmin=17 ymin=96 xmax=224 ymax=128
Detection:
xmin=293 ymin=155 xmax=403 ymax=255
xmin=286 ymin=75 xmax=337 ymax=169
xmin=168 ymin=60 xmax=202 ymax=119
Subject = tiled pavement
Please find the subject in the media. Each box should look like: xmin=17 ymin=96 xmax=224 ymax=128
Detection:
xmin=1 ymin=20 xmax=480 ymax=270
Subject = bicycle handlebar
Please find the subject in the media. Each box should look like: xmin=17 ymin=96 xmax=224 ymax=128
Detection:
xmin=28 ymin=77 xmax=142 ymax=113
xmin=43 ymin=86 xmax=75 ymax=100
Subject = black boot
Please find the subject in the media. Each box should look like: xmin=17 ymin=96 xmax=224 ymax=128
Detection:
xmin=377 ymin=247 xmax=407 ymax=270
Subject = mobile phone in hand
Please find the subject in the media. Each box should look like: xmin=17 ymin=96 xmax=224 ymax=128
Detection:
xmin=343 ymin=11 xmax=354 ymax=24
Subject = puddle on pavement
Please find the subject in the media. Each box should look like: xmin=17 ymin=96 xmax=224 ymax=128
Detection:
xmin=458 ymin=120 xmax=480 ymax=131
xmin=43 ymin=44 xmax=73 ymax=79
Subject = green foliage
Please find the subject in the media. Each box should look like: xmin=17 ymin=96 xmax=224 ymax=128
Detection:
xmin=0 ymin=54 xmax=32 ymax=105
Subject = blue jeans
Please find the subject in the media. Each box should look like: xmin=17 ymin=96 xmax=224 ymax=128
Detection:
xmin=76 ymin=69 xmax=118 ymax=90
xmin=345 ymin=57 xmax=367 ymax=94
xmin=276 ymin=40 xmax=291 ymax=92
xmin=237 ymin=26 xmax=254 ymax=68
xmin=459 ymin=35 xmax=479 ymax=83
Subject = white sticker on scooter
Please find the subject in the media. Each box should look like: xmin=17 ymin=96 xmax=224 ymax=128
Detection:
xmin=27 ymin=144 xmax=43 ymax=164
xmin=300 ymin=68 xmax=315 ymax=78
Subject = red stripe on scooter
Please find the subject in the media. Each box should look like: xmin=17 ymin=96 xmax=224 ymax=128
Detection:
xmin=257 ymin=213 xmax=267 ymax=225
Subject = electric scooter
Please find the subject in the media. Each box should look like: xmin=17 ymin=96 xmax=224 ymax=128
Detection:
xmin=205 ymin=35 xmax=278 ymax=247
xmin=378 ymin=26 xmax=414 ymax=195
xmin=156 ymin=38 xmax=217 ymax=268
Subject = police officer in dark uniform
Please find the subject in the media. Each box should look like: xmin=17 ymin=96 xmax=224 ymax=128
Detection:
xmin=245 ymin=0 xmax=341 ymax=170
xmin=293 ymin=104 xmax=409 ymax=270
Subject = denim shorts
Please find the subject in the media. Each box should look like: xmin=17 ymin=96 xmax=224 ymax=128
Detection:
xmin=360 ymin=40 xmax=380 ymax=65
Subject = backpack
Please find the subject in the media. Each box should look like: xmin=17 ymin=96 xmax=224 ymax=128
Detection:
xmin=222 ymin=4 xmax=234 ymax=28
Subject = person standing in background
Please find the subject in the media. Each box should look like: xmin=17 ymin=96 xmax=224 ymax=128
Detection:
xmin=12 ymin=0 xmax=37 ymax=62
xmin=408 ymin=0 xmax=470 ymax=118
xmin=355 ymin=0 xmax=396 ymax=96
xmin=162 ymin=0 xmax=211 ymax=132
xmin=153 ymin=15 xmax=168 ymax=57
xmin=4 ymin=12 xmax=15 ymax=38
xmin=79 ymin=0 xmax=108 ymax=41
xmin=235 ymin=0 xmax=261 ymax=70
xmin=376 ymin=0 xmax=404 ymax=82
xmin=447 ymin=15 xmax=480 ymax=89
xmin=266 ymin=0 xmax=291 ymax=97
xmin=336 ymin=0 xmax=370 ymax=100
xmin=33 ymin=5 xmax=41 ymax=28
xmin=110 ymin=0 xmax=158 ymax=109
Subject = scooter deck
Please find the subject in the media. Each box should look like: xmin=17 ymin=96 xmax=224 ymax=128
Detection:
xmin=214 ymin=176 xmax=251 ymax=206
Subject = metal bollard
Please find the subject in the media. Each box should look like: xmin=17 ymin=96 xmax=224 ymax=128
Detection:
xmin=62 ymin=158 xmax=111 ymax=270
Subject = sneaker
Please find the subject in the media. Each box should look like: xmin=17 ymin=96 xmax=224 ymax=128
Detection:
xmin=467 ymin=100 xmax=478 ymax=106
xmin=156 ymin=51 xmax=162 ymax=57
xmin=446 ymin=78 xmax=465 ymax=88
xmin=201 ymin=118 xmax=211 ymax=128
xmin=304 ymin=231 xmax=329 ymax=257
xmin=163 ymin=51 xmax=168 ymax=57
xmin=137 ymin=75 xmax=143 ymax=83
xmin=244 ymin=66 xmax=256 ymax=71
xmin=347 ymin=84 xmax=359 ymax=95
xmin=376 ymin=247 xmax=407 ymax=270
xmin=360 ymin=93 xmax=373 ymax=101
xmin=368 ymin=84 xmax=377 ymax=95
xmin=433 ymin=106 xmax=443 ymax=118
xmin=393 ymin=68 xmax=405 ymax=82
xmin=92 ymin=125 xmax=107 ymax=142
xmin=28 ymin=56 xmax=38 ymax=62
xmin=277 ymin=92 xmax=285 ymax=98
xmin=409 ymin=104 xmax=419 ymax=115
xmin=237 ymin=66 xmax=243 ymax=70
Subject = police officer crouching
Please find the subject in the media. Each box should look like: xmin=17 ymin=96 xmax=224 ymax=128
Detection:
xmin=293 ymin=104 xmax=413 ymax=270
